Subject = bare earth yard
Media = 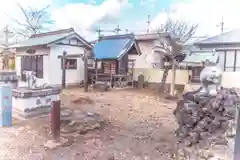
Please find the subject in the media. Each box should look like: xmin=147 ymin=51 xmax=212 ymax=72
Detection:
xmin=0 ymin=88 xmax=178 ymax=160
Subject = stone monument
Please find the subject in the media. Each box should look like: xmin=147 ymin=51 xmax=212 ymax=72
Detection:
xmin=12 ymin=71 xmax=61 ymax=119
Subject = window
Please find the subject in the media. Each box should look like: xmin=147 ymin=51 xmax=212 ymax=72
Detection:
xmin=225 ymin=51 xmax=235 ymax=71
xmin=61 ymin=59 xmax=77 ymax=69
xmin=223 ymin=50 xmax=240 ymax=71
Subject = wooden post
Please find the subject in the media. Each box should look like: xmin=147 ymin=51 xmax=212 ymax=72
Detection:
xmin=84 ymin=50 xmax=88 ymax=92
xmin=50 ymin=100 xmax=61 ymax=140
xmin=62 ymin=51 xmax=67 ymax=88
xmin=58 ymin=52 xmax=84 ymax=88
xmin=95 ymin=60 xmax=98 ymax=82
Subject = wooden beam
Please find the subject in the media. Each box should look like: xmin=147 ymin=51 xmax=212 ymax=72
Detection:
xmin=16 ymin=53 xmax=48 ymax=57
xmin=57 ymin=54 xmax=83 ymax=59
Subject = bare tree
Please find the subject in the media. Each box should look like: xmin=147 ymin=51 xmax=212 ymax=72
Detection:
xmin=156 ymin=19 xmax=197 ymax=96
xmin=158 ymin=18 xmax=198 ymax=43
xmin=8 ymin=3 xmax=54 ymax=38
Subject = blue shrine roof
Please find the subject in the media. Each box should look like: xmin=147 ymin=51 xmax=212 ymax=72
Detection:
xmin=92 ymin=34 xmax=135 ymax=60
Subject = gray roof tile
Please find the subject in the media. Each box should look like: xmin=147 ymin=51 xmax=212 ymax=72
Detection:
xmin=11 ymin=32 xmax=72 ymax=48
xmin=196 ymin=29 xmax=240 ymax=45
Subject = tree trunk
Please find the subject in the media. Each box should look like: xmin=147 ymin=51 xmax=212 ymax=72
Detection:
xmin=160 ymin=67 xmax=169 ymax=90
xmin=170 ymin=58 xmax=176 ymax=96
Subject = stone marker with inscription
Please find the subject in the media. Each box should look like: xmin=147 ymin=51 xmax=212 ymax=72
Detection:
xmin=0 ymin=84 xmax=12 ymax=126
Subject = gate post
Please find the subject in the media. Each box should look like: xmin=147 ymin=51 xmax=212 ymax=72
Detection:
xmin=50 ymin=100 xmax=61 ymax=140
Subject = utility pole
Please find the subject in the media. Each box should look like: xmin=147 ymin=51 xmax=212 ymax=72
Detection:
xmin=146 ymin=15 xmax=151 ymax=33
xmin=217 ymin=16 xmax=224 ymax=34
xmin=3 ymin=25 xmax=13 ymax=47
xmin=96 ymin=28 xmax=102 ymax=39
xmin=220 ymin=16 xmax=224 ymax=34
xmin=114 ymin=25 xmax=121 ymax=34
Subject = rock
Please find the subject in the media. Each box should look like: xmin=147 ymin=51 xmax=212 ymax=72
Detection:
xmin=174 ymin=88 xmax=239 ymax=145
xmin=60 ymin=110 xmax=104 ymax=137
xmin=44 ymin=138 xmax=69 ymax=149
xmin=174 ymin=88 xmax=239 ymax=159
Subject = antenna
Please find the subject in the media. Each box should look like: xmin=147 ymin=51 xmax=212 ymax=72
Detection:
xmin=146 ymin=15 xmax=151 ymax=33
xmin=114 ymin=25 xmax=121 ymax=34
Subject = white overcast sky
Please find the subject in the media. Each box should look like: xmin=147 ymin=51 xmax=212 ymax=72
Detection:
xmin=0 ymin=0 xmax=239 ymax=41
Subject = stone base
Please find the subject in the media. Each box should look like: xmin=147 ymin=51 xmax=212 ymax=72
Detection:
xmin=12 ymin=86 xmax=61 ymax=119
xmin=12 ymin=106 xmax=51 ymax=120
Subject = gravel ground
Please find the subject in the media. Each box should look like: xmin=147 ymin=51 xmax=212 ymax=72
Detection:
xmin=0 ymin=88 xmax=178 ymax=160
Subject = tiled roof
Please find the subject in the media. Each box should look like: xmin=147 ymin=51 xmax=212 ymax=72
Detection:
xmin=196 ymin=29 xmax=240 ymax=45
xmin=10 ymin=28 xmax=91 ymax=48
xmin=93 ymin=34 xmax=135 ymax=60
xmin=183 ymin=51 xmax=219 ymax=63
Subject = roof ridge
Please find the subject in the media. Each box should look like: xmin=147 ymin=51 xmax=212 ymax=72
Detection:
xmin=196 ymin=28 xmax=240 ymax=44
xmin=30 ymin=28 xmax=75 ymax=38
xmin=99 ymin=34 xmax=134 ymax=40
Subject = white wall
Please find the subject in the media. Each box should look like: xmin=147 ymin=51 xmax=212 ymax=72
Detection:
xmin=195 ymin=45 xmax=240 ymax=88
xmin=132 ymin=40 xmax=168 ymax=69
xmin=49 ymin=45 xmax=85 ymax=85
xmin=221 ymin=72 xmax=240 ymax=88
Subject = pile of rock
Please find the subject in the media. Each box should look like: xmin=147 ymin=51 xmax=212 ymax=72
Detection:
xmin=174 ymin=88 xmax=239 ymax=147
xmin=60 ymin=109 xmax=104 ymax=137
xmin=92 ymin=82 xmax=110 ymax=92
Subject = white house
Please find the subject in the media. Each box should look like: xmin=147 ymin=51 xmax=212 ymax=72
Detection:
xmin=10 ymin=28 xmax=92 ymax=86
xmin=187 ymin=29 xmax=240 ymax=88
xmin=133 ymin=33 xmax=189 ymax=86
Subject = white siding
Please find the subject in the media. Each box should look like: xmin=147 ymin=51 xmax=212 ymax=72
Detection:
xmin=49 ymin=45 xmax=85 ymax=85
xmin=134 ymin=40 xmax=166 ymax=69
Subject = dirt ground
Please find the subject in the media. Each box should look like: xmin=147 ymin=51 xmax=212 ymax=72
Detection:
xmin=0 ymin=88 xmax=178 ymax=160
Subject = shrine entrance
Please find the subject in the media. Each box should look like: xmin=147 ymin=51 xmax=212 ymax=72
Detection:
xmin=20 ymin=55 xmax=43 ymax=80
